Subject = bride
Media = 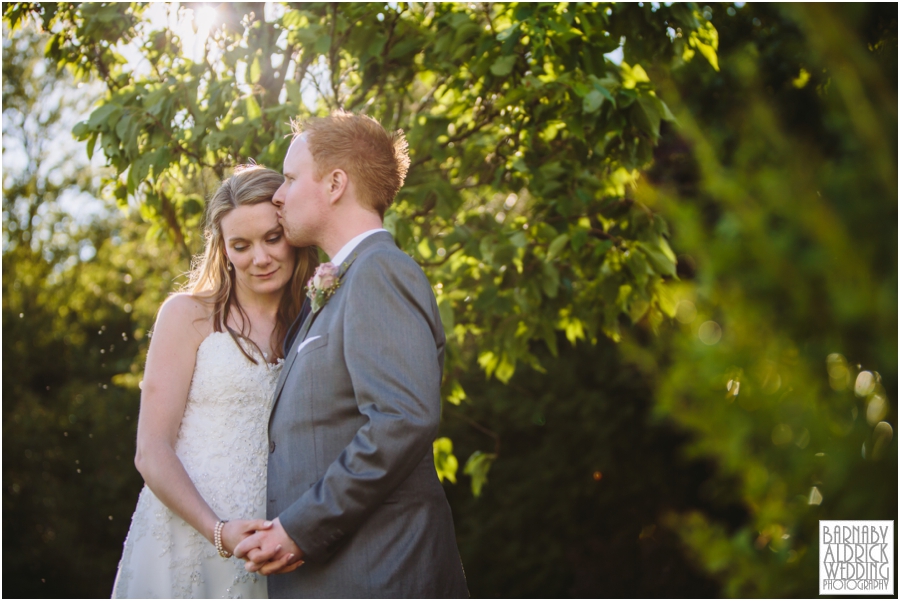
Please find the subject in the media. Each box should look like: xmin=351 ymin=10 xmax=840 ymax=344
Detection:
xmin=112 ymin=165 xmax=318 ymax=598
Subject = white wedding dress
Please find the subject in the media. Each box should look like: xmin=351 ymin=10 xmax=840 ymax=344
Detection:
xmin=112 ymin=332 xmax=281 ymax=598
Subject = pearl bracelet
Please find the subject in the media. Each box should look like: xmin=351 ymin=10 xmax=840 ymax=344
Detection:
xmin=214 ymin=520 xmax=232 ymax=558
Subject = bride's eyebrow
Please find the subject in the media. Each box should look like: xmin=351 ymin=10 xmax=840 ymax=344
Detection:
xmin=226 ymin=225 xmax=283 ymax=242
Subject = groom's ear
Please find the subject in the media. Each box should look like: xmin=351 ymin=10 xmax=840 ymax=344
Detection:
xmin=327 ymin=169 xmax=348 ymax=205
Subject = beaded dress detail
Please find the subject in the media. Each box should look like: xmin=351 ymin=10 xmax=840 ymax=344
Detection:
xmin=112 ymin=332 xmax=281 ymax=598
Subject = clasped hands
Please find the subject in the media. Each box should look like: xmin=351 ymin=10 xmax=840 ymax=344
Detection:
xmin=221 ymin=517 xmax=305 ymax=576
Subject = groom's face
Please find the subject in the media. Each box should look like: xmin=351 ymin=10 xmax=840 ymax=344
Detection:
xmin=273 ymin=137 xmax=328 ymax=247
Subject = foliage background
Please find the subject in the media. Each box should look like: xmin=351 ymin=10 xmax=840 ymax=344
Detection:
xmin=3 ymin=2 xmax=896 ymax=598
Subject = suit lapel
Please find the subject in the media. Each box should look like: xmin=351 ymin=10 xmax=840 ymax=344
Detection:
xmin=282 ymin=298 xmax=311 ymax=357
xmin=273 ymin=319 xmax=308 ymax=402
xmin=268 ymin=232 xmax=395 ymax=420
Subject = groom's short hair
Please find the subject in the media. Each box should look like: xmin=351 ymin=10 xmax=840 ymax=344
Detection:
xmin=292 ymin=111 xmax=410 ymax=218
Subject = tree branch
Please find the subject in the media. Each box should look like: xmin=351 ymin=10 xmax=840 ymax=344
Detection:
xmin=445 ymin=405 xmax=501 ymax=457
xmin=158 ymin=189 xmax=192 ymax=261
xmin=417 ymin=243 xmax=464 ymax=268
xmin=328 ymin=3 xmax=341 ymax=105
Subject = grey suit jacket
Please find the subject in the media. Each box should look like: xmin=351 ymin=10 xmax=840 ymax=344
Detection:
xmin=267 ymin=232 xmax=468 ymax=598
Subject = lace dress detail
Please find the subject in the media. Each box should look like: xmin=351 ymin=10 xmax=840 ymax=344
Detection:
xmin=112 ymin=332 xmax=282 ymax=599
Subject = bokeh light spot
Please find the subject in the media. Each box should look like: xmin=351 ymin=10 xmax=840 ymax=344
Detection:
xmin=826 ymin=353 xmax=850 ymax=391
xmin=808 ymin=486 xmax=823 ymax=505
xmin=771 ymin=424 xmax=793 ymax=446
xmin=872 ymin=421 xmax=893 ymax=460
xmin=726 ymin=378 xmax=740 ymax=399
xmin=794 ymin=428 xmax=810 ymax=449
xmin=698 ymin=321 xmax=722 ymax=345
xmin=866 ymin=394 xmax=888 ymax=425
xmin=854 ymin=371 xmax=875 ymax=397
xmin=675 ymin=300 xmax=697 ymax=324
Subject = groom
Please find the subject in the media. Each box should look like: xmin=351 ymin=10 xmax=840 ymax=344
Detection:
xmin=233 ymin=111 xmax=468 ymax=598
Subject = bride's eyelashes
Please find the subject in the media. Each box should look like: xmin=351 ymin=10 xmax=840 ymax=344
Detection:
xmin=230 ymin=234 xmax=282 ymax=253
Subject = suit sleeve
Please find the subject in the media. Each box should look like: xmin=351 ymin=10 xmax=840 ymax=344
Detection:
xmin=277 ymin=249 xmax=445 ymax=561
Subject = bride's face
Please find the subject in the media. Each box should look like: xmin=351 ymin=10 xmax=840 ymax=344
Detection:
xmin=221 ymin=202 xmax=295 ymax=297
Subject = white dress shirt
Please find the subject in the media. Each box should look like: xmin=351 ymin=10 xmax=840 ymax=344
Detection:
xmin=330 ymin=228 xmax=388 ymax=267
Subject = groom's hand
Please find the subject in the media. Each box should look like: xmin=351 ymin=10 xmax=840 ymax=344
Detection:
xmin=233 ymin=517 xmax=305 ymax=575
xmin=221 ymin=519 xmax=272 ymax=556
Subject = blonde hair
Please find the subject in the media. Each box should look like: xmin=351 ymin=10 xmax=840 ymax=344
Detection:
xmin=292 ymin=110 xmax=410 ymax=217
xmin=186 ymin=165 xmax=319 ymax=362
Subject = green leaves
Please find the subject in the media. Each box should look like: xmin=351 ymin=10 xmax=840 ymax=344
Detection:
xmin=438 ymin=296 xmax=455 ymax=331
xmin=86 ymin=102 xmax=122 ymax=130
xmin=541 ymin=261 xmax=560 ymax=298
xmin=463 ymin=451 xmax=497 ymax=497
xmin=18 ymin=1 xmax=721 ymax=498
xmin=547 ymin=233 xmax=569 ymax=260
xmin=687 ymin=15 xmax=720 ymax=71
xmin=637 ymin=236 xmax=677 ymax=278
xmin=582 ymin=89 xmax=606 ymax=113
xmin=433 ymin=437 xmax=459 ymax=484
xmin=620 ymin=61 xmax=651 ymax=89
xmin=490 ymin=54 xmax=518 ymax=76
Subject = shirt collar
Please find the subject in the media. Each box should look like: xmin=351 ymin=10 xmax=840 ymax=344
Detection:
xmin=330 ymin=228 xmax=388 ymax=267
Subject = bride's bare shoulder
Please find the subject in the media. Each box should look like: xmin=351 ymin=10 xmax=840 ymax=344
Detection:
xmin=154 ymin=293 xmax=216 ymax=340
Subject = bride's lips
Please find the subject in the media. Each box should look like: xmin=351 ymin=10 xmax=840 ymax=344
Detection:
xmin=254 ymin=267 xmax=279 ymax=279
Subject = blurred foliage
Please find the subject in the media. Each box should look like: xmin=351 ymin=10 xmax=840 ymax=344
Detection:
xmin=633 ymin=3 xmax=898 ymax=597
xmin=2 ymin=2 xmax=897 ymax=598
xmin=2 ymin=24 xmax=182 ymax=596
xmin=443 ymin=336 xmax=747 ymax=597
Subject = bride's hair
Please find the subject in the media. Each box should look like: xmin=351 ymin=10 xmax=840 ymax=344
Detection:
xmin=185 ymin=164 xmax=318 ymax=362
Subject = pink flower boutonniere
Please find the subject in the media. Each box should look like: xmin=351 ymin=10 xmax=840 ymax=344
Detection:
xmin=307 ymin=262 xmax=341 ymax=313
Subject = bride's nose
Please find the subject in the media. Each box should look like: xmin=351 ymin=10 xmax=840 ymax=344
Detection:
xmin=252 ymin=248 xmax=272 ymax=266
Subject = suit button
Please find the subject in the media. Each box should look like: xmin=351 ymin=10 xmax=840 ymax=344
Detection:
xmin=269 ymin=441 xmax=276 ymax=453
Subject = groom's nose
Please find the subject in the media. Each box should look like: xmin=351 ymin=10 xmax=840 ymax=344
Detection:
xmin=273 ymin=185 xmax=285 ymax=207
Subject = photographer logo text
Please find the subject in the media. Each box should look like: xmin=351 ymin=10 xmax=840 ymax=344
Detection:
xmin=820 ymin=520 xmax=894 ymax=595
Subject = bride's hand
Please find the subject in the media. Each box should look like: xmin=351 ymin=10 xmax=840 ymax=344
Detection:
xmin=221 ymin=519 xmax=273 ymax=556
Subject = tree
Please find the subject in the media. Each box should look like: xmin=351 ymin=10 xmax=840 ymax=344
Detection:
xmin=4 ymin=0 xmax=722 ymax=490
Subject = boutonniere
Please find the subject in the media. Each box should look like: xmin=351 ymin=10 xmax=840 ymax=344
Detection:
xmin=306 ymin=262 xmax=342 ymax=313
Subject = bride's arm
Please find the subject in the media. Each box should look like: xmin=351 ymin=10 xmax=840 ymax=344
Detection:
xmin=134 ymin=294 xmax=267 ymax=551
